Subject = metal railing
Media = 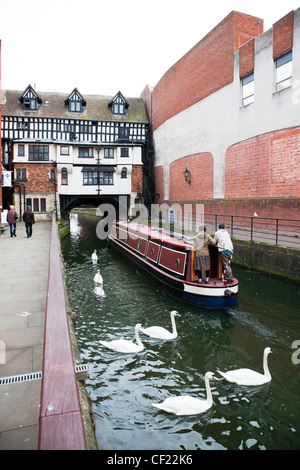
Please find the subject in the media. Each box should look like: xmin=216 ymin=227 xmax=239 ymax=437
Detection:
xmin=205 ymin=214 xmax=300 ymax=248
xmin=150 ymin=209 xmax=300 ymax=248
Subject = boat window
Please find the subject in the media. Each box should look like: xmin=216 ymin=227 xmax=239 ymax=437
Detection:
xmin=175 ymin=259 xmax=180 ymax=267
xmin=137 ymin=239 xmax=142 ymax=251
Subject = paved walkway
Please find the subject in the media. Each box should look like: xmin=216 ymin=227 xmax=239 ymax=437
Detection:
xmin=0 ymin=220 xmax=51 ymax=450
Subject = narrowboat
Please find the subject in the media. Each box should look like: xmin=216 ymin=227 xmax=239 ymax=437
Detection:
xmin=108 ymin=221 xmax=238 ymax=309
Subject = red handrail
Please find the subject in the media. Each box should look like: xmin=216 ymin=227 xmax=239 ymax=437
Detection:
xmin=38 ymin=212 xmax=87 ymax=450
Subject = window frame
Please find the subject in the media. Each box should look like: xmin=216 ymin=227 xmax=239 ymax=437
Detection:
xmin=28 ymin=145 xmax=49 ymax=161
xmin=60 ymin=145 xmax=69 ymax=155
xmin=78 ymin=147 xmax=94 ymax=158
xmin=83 ymin=170 xmax=114 ymax=186
xmin=120 ymin=147 xmax=129 ymax=157
xmin=61 ymin=168 xmax=68 ymax=185
xmin=16 ymin=168 xmax=27 ymax=181
xmin=241 ymin=72 xmax=254 ymax=106
xmin=275 ymin=50 xmax=293 ymax=92
xmin=18 ymin=144 xmax=25 ymax=156
xmin=104 ymin=148 xmax=114 ymax=159
xmin=24 ymin=97 xmax=37 ymax=111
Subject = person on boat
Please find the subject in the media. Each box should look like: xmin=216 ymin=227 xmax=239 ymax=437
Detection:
xmin=193 ymin=225 xmax=216 ymax=284
xmin=214 ymin=223 xmax=234 ymax=283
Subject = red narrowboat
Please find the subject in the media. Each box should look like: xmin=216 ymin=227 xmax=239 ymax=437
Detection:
xmin=108 ymin=221 xmax=238 ymax=309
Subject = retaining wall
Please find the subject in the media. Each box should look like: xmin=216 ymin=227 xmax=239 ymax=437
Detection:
xmin=232 ymin=238 xmax=300 ymax=283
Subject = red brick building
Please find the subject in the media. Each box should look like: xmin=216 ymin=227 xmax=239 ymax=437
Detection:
xmin=142 ymin=9 xmax=300 ymax=221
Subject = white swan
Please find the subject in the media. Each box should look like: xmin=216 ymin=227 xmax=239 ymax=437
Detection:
xmin=217 ymin=347 xmax=273 ymax=386
xmin=91 ymin=250 xmax=98 ymax=263
xmin=94 ymin=286 xmax=105 ymax=297
xmin=100 ymin=323 xmax=144 ymax=353
xmin=141 ymin=310 xmax=180 ymax=340
xmin=94 ymin=269 xmax=103 ymax=284
xmin=152 ymin=372 xmax=217 ymax=416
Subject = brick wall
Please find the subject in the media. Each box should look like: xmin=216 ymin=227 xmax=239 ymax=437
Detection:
xmin=131 ymin=165 xmax=143 ymax=192
xmin=239 ymin=37 xmax=255 ymax=77
xmin=154 ymin=166 xmax=164 ymax=200
xmin=15 ymin=164 xmax=55 ymax=193
xmin=169 ymin=153 xmax=214 ymax=201
xmin=165 ymin=198 xmax=300 ymax=220
xmin=273 ymin=10 xmax=294 ymax=58
xmin=225 ymin=127 xmax=300 ymax=199
xmin=153 ymin=11 xmax=263 ymax=130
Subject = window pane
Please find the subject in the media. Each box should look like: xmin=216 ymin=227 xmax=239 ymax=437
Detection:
xmin=276 ymin=77 xmax=292 ymax=91
xmin=276 ymin=51 xmax=292 ymax=67
xmin=276 ymin=60 xmax=292 ymax=84
xmin=18 ymin=144 xmax=25 ymax=156
xmin=33 ymin=198 xmax=39 ymax=212
xmin=60 ymin=146 xmax=69 ymax=155
xmin=40 ymin=199 xmax=46 ymax=212
xmin=242 ymin=80 xmax=254 ymax=99
xmin=243 ymin=95 xmax=255 ymax=106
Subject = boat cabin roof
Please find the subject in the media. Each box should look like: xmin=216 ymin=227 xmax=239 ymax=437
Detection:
xmin=116 ymin=221 xmax=192 ymax=249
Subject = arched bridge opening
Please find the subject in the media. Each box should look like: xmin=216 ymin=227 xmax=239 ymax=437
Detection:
xmin=59 ymin=195 xmax=129 ymax=222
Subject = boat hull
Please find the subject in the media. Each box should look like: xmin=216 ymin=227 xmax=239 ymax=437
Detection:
xmin=108 ymin=222 xmax=238 ymax=310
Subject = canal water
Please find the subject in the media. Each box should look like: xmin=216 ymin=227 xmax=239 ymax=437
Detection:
xmin=61 ymin=213 xmax=300 ymax=450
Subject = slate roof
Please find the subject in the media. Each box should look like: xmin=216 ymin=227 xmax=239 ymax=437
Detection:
xmin=1 ymin=88 xmax=149 ymax=123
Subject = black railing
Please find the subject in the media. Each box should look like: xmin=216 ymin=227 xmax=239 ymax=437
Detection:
xmin=204 ymin=214 xmax=300 ymax=248
xmin=149 ymin=209 xmax=300 ymax=248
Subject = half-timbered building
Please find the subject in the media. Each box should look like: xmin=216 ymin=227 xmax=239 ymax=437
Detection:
xmin=1 ymin=85 xmax=150 ymax=219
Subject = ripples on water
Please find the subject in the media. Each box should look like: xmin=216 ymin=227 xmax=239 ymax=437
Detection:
xmin=62 ymin=213 xmax=300 ymax=450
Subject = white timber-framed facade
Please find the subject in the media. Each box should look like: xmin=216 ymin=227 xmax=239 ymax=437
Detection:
xmin=1 ymin=86 xmax=150 ymax=219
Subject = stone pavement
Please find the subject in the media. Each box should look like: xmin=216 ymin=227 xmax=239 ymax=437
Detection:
xmin=0 ymin=220 xmax=51 ymax=450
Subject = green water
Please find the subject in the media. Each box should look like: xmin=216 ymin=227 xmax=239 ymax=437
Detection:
xmin=61 ymin=213 xmax=300 ymax=450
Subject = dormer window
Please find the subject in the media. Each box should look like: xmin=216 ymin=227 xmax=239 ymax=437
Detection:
xmin=65 ymin=88 xmax=86 ymax=113
xmin=109 ymin=91 xmax=129 ymax=115
xmin=19 ymin=85 xmax=42 ymax=111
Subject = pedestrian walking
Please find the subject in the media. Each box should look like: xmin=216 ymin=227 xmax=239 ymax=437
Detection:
xmin=7 ymin=205 xmax=18 ymax=237
xmin=23 ymin=206 xmax=35 ymax=238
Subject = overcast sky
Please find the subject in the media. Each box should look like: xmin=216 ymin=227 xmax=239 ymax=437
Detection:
xmin=0 ymin=0 xmax=299 ymax=97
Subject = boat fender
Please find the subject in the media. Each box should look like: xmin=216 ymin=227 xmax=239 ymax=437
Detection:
xmin=224 ymin=289 xmax=234 ymax=297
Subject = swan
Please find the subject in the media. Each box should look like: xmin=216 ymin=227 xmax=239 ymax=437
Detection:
xmin=141 ymin=310 xmax=180 ymax=340
xmin=91 ymin=250 xmax=98 ymax=263
xmin=152 ymin=372 xmax=218 ymax=416
xmin=217 ymin=347 xmax=273 ymax=386
xmin=100 ymin=323 xmax=144 ymax=353
xmin=94 ymin=286 xmax=105 ymax=297
xmin=94 ymin=269 xmax=103 ymax=284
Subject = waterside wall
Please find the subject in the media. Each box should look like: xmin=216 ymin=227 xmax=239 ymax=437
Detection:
xmin=232 ymin=238 xmax=300 ymax=284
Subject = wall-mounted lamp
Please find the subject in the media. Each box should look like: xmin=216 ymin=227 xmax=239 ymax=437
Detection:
xmin=183 ymin=167 xmax=191 ymax=185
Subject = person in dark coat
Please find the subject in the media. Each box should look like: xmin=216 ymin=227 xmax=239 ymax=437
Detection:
xmin=23 ymin=206 xmax=35 ymax=238
xmin=7 ymin=205 xmax=18 ymax=237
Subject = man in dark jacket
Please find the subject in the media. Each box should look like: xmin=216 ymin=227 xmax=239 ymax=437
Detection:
xmin=23 ymin=206 xmax=35 ymax=238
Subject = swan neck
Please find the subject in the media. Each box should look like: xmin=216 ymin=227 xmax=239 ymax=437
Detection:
xmin=171 ymin=315 xmax=177 ymax=335
xmin=205 ymin=376 xmax=213 ymax=405
xmin=135 ymin=327 xmax=142 ymax=347
xmin=263 ymin=352 xmax=271 ymax=378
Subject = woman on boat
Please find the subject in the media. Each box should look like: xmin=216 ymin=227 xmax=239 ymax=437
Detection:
xmin=193 ymin=225 xmax=216 ymax=283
